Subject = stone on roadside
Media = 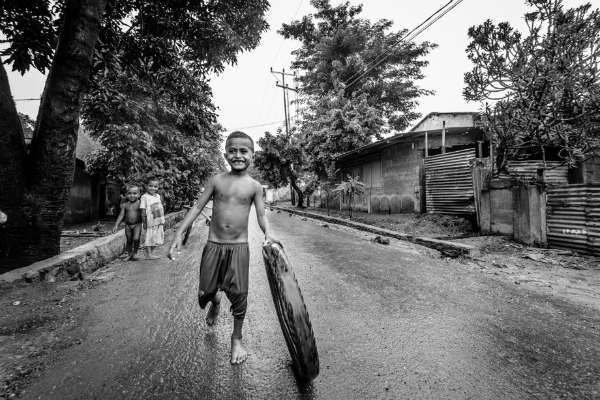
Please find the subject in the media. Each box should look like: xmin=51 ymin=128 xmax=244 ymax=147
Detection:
xmin=322 ymin=224 xmax=329 ymax=228
xmin=523 ymin=253 xmax=545 ymax=262
xmin=302 ymin=217 xmax=307 ymax=221
xmin=372 ymin=235 xmax=390 ymax=245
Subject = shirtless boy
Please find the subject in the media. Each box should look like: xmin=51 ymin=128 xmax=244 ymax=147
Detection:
xmin=168 ymin=131 xmax=274 ymax=365
xmin=113 ymin=185 xmax=142 ymax=260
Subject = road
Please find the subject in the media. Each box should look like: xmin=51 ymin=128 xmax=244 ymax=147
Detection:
xmin=20 ymin=209 xmax=600 ymax=399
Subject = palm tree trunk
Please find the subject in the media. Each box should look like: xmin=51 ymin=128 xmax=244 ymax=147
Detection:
xmin=8 ymin=0 xmax=108 ymax=266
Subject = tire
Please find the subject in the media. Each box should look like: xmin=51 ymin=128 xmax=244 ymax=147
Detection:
xmin=262 ymin=242 xmax=319 ymax=381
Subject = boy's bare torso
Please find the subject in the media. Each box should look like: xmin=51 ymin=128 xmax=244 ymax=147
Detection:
xmin=122 ymin=200 xmax=141 ymax=225
xmin=209 ymin=173 xmax=258 ymax=243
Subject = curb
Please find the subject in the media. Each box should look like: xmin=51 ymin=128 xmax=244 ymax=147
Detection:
xmin=0 ymin=211 xmax=186 ymax=284
xmin=269 ymin=205 xmax=477 ymax=258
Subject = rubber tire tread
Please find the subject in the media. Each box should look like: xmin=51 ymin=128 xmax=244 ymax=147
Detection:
xmin=262 ymin=243 xmax=319 ymax=381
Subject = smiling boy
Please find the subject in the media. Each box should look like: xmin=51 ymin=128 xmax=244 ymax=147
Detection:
xmin=168 ymin=131 xmax=274 ymax=364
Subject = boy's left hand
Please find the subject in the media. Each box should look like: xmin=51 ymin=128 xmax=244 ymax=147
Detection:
xmin=264 ymin=235 xmax=282 ymax=247
xmin=168 ymin=234 xmax=182 ymax=260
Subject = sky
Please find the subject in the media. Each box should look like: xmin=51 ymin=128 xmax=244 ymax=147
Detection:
xmin=8 ymin=0 xmax=595 ymax=145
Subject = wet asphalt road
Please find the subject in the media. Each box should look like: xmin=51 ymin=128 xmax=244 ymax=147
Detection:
xmin=21 ymin=209 xmax=600 ymax=399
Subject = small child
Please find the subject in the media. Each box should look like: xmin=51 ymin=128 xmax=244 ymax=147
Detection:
xmin=140 ymin=179 xmax=165 ymax=259
xmin=112 ymin=185 xmax=143 ymax=260
xmin=168 ymin=131 xmax=274 ymax=365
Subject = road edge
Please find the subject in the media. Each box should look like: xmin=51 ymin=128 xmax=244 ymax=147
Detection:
xmin=0 ymin=211 xmax=186 ymax=284
xmin=269 ymin=205 xmax=477 ymax=258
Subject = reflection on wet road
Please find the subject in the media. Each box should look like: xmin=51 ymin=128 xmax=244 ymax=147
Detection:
xmin=22 ymin=209 xmax=600 ymax=399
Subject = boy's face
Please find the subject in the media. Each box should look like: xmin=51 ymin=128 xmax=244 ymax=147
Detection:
xmin=147 ymin=181 xmax=159 ymax=194
xmin=126 ymin=187 xmax=139 ymax=201
xmin=225 ymin=138 xmax=254 ymax=172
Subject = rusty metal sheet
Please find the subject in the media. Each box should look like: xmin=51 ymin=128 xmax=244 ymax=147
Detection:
xmin=506 ymin=161 xmax=568 ymax=185
xmin=546 ymin=185 xmax=600 ymax=255
xmin=424 ymin=148 xmax=476 ymax=215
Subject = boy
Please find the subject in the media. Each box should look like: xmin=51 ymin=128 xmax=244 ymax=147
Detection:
xmin=168 ymin=131 xmax=273 ymax=365
xmin=140 ymin=179 xmax=165 ymax=259
xmin=112 ymin=185 xmax=142 ymax=260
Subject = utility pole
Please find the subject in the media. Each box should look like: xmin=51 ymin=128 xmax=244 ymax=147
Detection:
xmin=271 ymin=67 xmax=300 ymax=205
xmin=270 ymin=67 xmax=297 ymax=134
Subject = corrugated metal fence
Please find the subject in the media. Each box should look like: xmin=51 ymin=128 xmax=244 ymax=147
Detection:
xmin=424 ymin=148 xmax=476 ymax=214
xmin=506 ymin=161 xmax=569 ymax=185
xmin=546 ymin=184 xmax=600 ymax=255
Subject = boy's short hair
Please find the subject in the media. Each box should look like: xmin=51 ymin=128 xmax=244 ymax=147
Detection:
xmin=126 ymin=184 xmax=140 ymax=193
xmin=147 ymin=178 xmax=159 ymax=185
xmin=226 ymin=131 xmax=254 ymax=152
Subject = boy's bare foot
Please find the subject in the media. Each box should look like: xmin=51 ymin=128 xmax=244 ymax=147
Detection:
xmin=205 ymin=300 xmax=220 ymax=326
xmin=128 ymin=255 xmax=138 ymax=261
xmin=230 ymin=337 xmax=248 ymax=364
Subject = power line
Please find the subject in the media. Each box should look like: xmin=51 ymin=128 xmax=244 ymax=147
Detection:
xmin=342 ymin=0 xmax=455 ymax=88
xmin=234 ymin=120 xmax=285 ymax=130
xmin=344 ymin=0 xmax=464 ymax=91
xmin=259 ymin=0 xmax=306 ymax=121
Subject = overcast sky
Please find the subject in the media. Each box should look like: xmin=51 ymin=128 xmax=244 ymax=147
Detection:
xmin=8 ymin=0 xmax=594 ymax=144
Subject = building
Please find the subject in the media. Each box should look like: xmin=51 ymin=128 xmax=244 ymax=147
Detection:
xmin=63 ymin=127 xmax=121 ymax=224
xmin=23 ymin=122 xmax=120 ymax=225
xmin=334 ymin=111 xmax=487 ymax=214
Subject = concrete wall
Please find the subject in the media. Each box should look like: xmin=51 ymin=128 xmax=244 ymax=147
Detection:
xmin=513 ymin=184 xmax=546 ymax=245
xmin=478 ymin=179 xmax=547 ymax=245
xmin=410 ymin=113 xmax=475 ymax=132
xmin=479 ymin=179 xmax=514 ymax=235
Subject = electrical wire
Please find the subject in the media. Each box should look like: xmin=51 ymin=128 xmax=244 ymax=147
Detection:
xmin=342 ymin=0 xmax=455 ymax=87
xmin=234 ymin=120 xmax=286 ymax=130
xmin=343 ymin=0 xmax=464 ymax=91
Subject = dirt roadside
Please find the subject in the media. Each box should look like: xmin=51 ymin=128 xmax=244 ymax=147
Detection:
xmin=277 ymin=204 xmax=600 ymax=312
xmin=454 ymin=235 xmax=600 ymax=312
xmin=0 ymin=278 xmax=89 ymax=399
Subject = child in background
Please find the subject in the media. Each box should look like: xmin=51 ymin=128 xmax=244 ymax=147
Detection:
xmin=112 ymin=185 xmax=142 ymax=260
xmin=140 ymin=179 xmax=165 ymax=259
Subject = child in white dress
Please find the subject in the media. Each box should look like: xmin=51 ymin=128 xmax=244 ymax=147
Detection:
xmin=140 ymin=179 xmax=165 ymax=259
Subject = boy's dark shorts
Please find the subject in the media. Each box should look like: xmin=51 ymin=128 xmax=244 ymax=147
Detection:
xmin=198 ymin=241 xmax=249 ymax=320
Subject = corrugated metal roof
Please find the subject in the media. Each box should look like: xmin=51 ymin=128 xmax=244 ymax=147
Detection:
xmin=336 ymin=126 xmax=483 ymax=163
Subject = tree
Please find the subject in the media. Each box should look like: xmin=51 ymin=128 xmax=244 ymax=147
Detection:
xmin=334 ymin=175 xmax=365 ymax=219
xmin=280 ymin=0 xmax=436 ymax=180
xmin=83 ymin=1 xmax=268 ymax=209
xmin=0 ymin=0 xmax=269 ymax=268
xmin=254 ymin=129 xmax=316 ymax=208
xmin=1 ymin=0 xmax=109 ymax=268
xmin=464 ymin=0 xmax=600 ymax=171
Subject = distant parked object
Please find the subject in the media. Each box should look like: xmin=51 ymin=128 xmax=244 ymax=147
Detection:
xmin=0 ymin=210 xmax=7 ymax=225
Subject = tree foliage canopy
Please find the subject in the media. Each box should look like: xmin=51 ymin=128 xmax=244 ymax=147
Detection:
xmin=0 ymin=0 xmax=269 ymax=265
xmin=464 ymin=0 xmax=600 ymax=168
xmin=2 ymin=0 xmax=269 ymax=209
xmin=280 ymin=0 xmax=435 ymax=180
xmin=254 ymin=129 xmax=317 ymax=207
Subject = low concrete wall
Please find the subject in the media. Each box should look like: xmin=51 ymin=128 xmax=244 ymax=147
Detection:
xmin=0 ymin=211 xmax=185 ymax=284
xmin=478 ymin=179 xmax=547 ymax=246
xmin=271 ymin=206 xmax=476 ymax=258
